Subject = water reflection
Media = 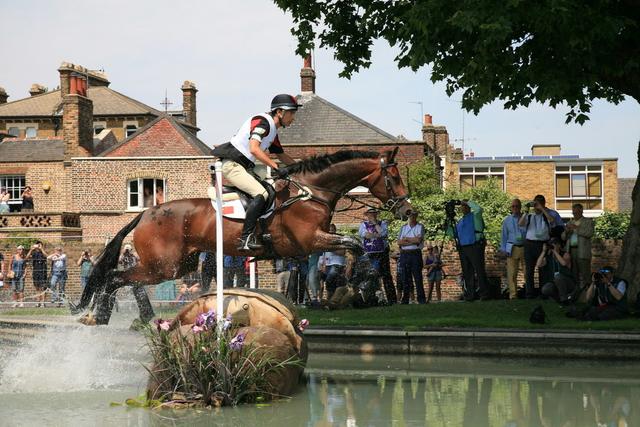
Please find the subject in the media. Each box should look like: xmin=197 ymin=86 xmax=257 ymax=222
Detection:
xmin=1 ymin=346 xmax=639 ymax=426
xmin=302 ymin=355 xmax=640 ymax=427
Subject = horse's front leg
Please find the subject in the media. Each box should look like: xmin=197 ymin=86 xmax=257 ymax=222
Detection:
xmin=311 ymin=231 xmax=364 ymax=254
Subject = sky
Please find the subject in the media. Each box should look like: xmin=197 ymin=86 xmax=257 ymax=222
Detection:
xmin=1 ymin=0 xmax=638 ymax=177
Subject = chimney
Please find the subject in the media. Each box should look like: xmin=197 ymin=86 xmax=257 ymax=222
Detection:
xmin=59 ymin=61 xmax=110 ymax=96
xmin=0 ymin=87 xmax=8 ymax=104
xmin=181 ymin=81 xmax=198 ymax=128
xmin=424 ymin=114 xmax=432 ymax=125
xmin=531 ymin=144 xmax=561 ymax=156
xmin=300 ymin=54 xmax=316 ymax=94
xmin=63 ymin=80 xmax=94 ymax=161
xmin=29 ymin=84 xmax=47 ymax=97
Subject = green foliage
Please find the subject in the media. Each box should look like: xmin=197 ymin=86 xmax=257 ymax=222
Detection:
xmin=274 ymin=0 xmax=639 ymax=121
xmin=144 ymin=319 xmax=302 ymax=407
xmin=383 ymin=177 xmax=512 ymax=249
xmin=594 ymin=211 xmax=631 ymax=240
xmin=406 ymin=157 xmax=440 ymax=200
xmin=1 ymin=234 xmax=48 ymax=251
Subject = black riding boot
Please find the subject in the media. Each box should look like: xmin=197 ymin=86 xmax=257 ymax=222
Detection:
xmin=237 ymin=196 xmax=266 ymax=252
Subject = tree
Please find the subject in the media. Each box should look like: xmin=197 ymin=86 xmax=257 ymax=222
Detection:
xmin=274 ymin=0 xmax=640 ymax=300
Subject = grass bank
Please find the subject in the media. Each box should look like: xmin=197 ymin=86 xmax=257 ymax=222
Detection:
xmin=1 ymin=300 xmax=638 ymax=332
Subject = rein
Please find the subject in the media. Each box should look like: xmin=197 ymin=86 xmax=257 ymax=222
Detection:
xmin=273 ymin=156 xmax=407 ymax=214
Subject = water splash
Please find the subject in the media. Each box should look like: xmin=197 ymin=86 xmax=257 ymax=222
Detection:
xmin=0 ymin=309 xmax=149 ymax=393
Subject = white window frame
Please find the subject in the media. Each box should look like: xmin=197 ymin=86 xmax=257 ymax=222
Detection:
xmin=0 ymin=175 xmax=26 ymax=206
xmin=554 ymin=163 xmax=604 ymax=217
xmin=458 ymin=164 xmax=505 ymax=190
xmin=123 ymin=120 xmax=138 ymax=138
xmin=5 ymin=123 xmax=38 ymax=139
xmin=127 ymin=178 xmax=166 ymax=211
xmin=93 ymin=121 xmax=107 ymax=135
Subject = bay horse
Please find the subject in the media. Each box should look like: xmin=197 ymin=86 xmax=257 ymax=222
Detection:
xmin=73 ymin=148 xmax=412 ymax=325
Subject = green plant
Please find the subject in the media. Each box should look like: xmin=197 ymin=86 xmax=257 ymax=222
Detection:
xmin=2 ymin=234 xmax=47 ymax=251
xmin=143 ymin=312 xmax=302 ymax=408
xmin=594 ymin=211 xmax=631 ymax=240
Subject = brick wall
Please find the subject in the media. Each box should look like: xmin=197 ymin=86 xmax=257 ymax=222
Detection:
xmin=71 ymin=157 xmax=213 ymax=241
xmin=0 ymin=119 xmax=59 ymax=139
xmin=603 ymin=160 xmax=618 ymax=211
xmin=505 ymin=161 xmax=556 ymax=203
xmin=0 ymin=162 xmax=67 ymax=211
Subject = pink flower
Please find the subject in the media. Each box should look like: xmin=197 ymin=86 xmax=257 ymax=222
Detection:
xmin=154 ymin=319 xmax=171 ymax=332
xmin=298 ymin=319 xmax=309 ymax=332
xmin=191 ymin=324 xmax=205 ymax=334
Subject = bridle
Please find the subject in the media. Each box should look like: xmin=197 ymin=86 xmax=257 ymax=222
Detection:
xmin=369 ymin=157 xmax=409 ymax=213
xmin=273 ymin=155 xmax=408 ymax=215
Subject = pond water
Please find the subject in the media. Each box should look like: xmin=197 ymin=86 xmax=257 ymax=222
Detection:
xmin=1 ymin=320 xmax=639 ymax=426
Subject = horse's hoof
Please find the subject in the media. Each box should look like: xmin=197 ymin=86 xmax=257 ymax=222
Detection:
xmin=69 ymin=302 xmax=81 ymax=315
xmin=78 ymin=313 xmax=97 ymax=326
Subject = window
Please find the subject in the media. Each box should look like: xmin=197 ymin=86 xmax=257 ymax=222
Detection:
xmin=125 ymin=124 xmax=138 ymax=137
xmin=94 ymin=121 xmax=107 ymax=135
xmin=8 ymin=127 xmax=20 ymax=137
xmin=458 ymin=165 xmax=505 ymax=190
xmin=128 ymin=178 xmax=166 ymax=210
xmin=555 ymin=164 xmax=603 ymax=211
xmin=25 ymin=127 xmax=37 ymax=138
xmin=0 ymin=175 xmax=26 ymax=204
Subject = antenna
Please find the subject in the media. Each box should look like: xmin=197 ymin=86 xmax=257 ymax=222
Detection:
xmin=160 ymin=89 xmax=173 ymax=113
xmin=408 ymin=101 xmax=424 ymax=136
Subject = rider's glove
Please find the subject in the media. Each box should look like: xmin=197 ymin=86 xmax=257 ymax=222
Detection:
xmin=273 ymin=168 xmax=289 ymax=179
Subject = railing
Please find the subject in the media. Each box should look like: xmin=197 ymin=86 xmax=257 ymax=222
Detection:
xmin=0 ymin=212 xmax=81 ymax=229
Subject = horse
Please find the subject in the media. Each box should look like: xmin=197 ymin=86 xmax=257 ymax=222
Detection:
xmin=73 ymin=148 xmax=413 ymax=325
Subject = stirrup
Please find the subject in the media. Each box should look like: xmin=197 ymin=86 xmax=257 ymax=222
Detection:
xmin=237 ymin=233 xmax=262 ymax=252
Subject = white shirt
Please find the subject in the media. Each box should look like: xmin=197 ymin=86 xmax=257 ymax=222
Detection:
xmin=322 ymin=251 xmax=346 ymax=266
xmin=398 ymin=222 xmax=424 ymax=250
xmin=229 ymin=113 xmax=277 ymax=163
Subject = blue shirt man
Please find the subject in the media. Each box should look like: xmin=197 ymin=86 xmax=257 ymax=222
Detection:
xmin=449 ymin=200 xmax=489 ymax=300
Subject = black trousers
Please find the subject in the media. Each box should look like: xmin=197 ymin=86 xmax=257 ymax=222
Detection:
xmin=399 ymin=251 xmax=425 ymax=303
xmin=524 ymin=240 xmax=545 ymax=298
xmin=367 ymin=249 xmax=397 ymax=304
xmin=460 ymin=241 xmax=489 ymax=300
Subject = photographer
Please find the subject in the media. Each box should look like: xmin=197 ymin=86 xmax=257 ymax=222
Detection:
xmin=581 ymin=266 xmax=628 ymax=321
xmin=537 ymin=238 xmax=576 ymax=305
xmin=447 ymin=199 xmax=490 ymax=301
xmin=26 ymin=241 xmax=49 ymax=307
xmin=76 ymin=249 xmax=95 ymax=290
xmin=119 ymin=244 xmax=139 ymax=270
xmin=519 ymin=195 xmax=556 ymax=298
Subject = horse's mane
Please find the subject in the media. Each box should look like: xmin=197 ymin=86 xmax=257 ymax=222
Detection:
xmin=286 ymin=150 xmax=380 ymax=175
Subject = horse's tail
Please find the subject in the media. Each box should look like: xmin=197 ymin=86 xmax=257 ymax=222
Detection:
xmin=71 ymin=212 xmax=144 ymax=313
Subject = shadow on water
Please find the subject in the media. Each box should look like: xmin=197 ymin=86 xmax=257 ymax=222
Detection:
xmin=2 ymin=304 xmax=640 ymax=426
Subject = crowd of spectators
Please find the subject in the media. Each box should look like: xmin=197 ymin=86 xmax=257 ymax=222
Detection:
xmin=0 ymin=192 xmax=631 ymax=320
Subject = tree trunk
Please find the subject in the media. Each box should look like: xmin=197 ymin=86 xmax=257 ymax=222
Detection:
xmin=617 ymin=141 xmax=640 ymax=303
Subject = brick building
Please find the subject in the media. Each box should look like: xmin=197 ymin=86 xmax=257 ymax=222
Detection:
xmin=423 ymin=114 xmax=619 ymax=217
xmin=0 ymin=62 xmax=212 ymax=247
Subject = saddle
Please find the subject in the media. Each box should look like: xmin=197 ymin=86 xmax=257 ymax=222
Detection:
xmin=207 ymin=182 xmax=277 ymax=219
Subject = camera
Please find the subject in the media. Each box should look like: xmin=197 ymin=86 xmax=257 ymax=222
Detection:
xmin=525 ymin=201 xmax=534 ymax=208
xmin=443 ymin=199 xmax=462 ymax=217
xmin=592 ymin=272 xmax=604 ymax=284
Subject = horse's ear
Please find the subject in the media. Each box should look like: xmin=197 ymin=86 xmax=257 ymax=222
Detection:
xmin=389 ymin=146 xmax=399 ymax=162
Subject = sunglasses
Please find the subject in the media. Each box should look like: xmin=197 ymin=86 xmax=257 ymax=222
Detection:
xmin=598 ymin=269 xmax=611 ymax=274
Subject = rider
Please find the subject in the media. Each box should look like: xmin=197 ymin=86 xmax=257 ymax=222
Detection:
xmin=212 ymin=94 xmax=298 ymax=251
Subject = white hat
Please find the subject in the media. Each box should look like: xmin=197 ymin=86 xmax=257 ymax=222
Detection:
xmin=17 ymin=245 xmax=24 ymax=250
xmin=124 ymin=244 xmax=132 ymax=251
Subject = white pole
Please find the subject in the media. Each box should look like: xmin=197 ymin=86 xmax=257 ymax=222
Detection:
xmin=214 ymin=161 xmax=224 ymax=325
xmin=249 ymin=257 xmax=256 ymax=289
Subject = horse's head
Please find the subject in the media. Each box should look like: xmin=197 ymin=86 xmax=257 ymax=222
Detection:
xmin=367 ymin=147 xmax=413 ymax=220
